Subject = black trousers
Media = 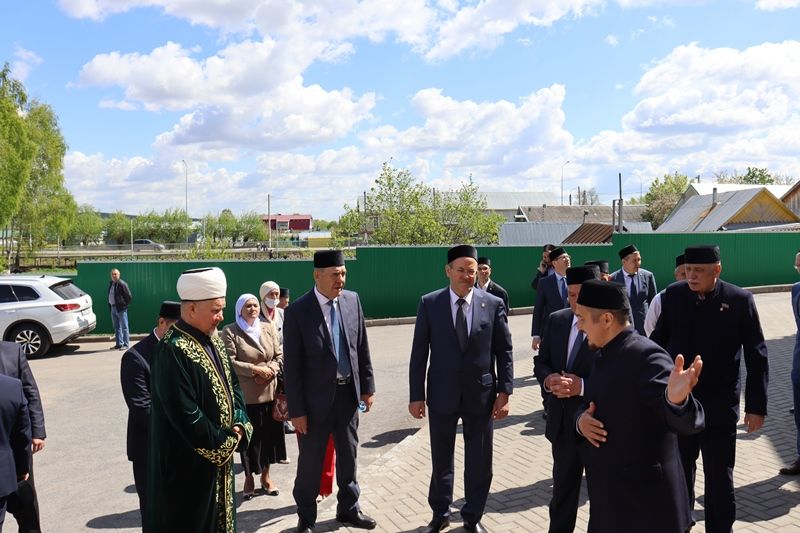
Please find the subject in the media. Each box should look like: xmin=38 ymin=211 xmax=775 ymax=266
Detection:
xmin=5 ymin=460 xmax=41 ymax=533
xmin=293 ymin=383 xmax=360 ymax=525
xmin=427 ymin=409 xmax=493 ymax=525
xmin=548 ymin=432 xmax=584 ymax=533
xmin=132 ymin=457 xmax=148 ymax=531
xmin=679 ymin=425 xmax=737 ymax=533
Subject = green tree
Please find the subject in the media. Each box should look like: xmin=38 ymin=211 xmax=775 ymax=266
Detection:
xmin=70 ymin=204 xmax=105 ymax=245
xmin=641 ymin=172 xmax=691 ymax=229
xmin=218 ymin=209 xmax=238 ymax=242
xmin=437 ymin=179 xmax=504 ymax=244
xmin=715 ymin=167 xmax=793 ymax=185
xmin=105 ymin=211 xmax=131 ymax=245
xmin=237 ymin=211 xmax=268 ymax=243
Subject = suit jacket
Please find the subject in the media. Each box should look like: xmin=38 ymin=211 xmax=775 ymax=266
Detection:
xmin=793 ymin=282 xmax=800 ymax=366
xmin=120 ymin=332 xmax=158 ymax=463
xmin=0 ymin=340 xmax=46 ymax=440
xmin=580 ymin=329 xmax=704 ymax=532
xmin=610 ymin=268 xmax=657 ymax=335
xmin=0 ymin=374 xmax=31 ymax=498
xmin=531 ymin=267 xmax=554 ymax=290
xmin=409 ymin=288 xmax=513 ymax=416
xmin=221 ymin=321 xmax=283 ymax=404
xmin=531 ymin=273 xmax=568 ymax=338
xmin=650 ymin=279 xmax=768 ymax=426
xmin=533 ymin=308 xmax=598 ymax=442
xmin=283 ymin=288 xmax=375 ymax=420
xmin=477 ymin=280 xmax=509 ymax=311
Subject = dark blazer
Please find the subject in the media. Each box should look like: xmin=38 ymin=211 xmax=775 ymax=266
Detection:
xmin=580 ymin=329 xmax=704 ymax=532
xmin=531 ymin=267 xmax=554 ymax=290
xmin=610 ymin=268 xmax=657 ymax=335
xmin=477 ymin=280 xmax=509 ymax=311
xmin=531 ymin=273 xmax=568 ymax=338
xmin=650 ymin=279 xmax=768 ymax=426
xmin=120 ymin=332 xmax=158 ymax=463
xmin=534 ymin=308 xmax=598 ymax=442
xmin=0 ymin=374 xmax=31 ymax=498
xmin=108 ymin=279 xmax=132 ymax=311
xmin=409 ymin=288 xmax=513 ymax=416
xmin=283 ymin=288 xmax=375 ymax=420
xmin=0 ymin=341 xmax=46 ymax=440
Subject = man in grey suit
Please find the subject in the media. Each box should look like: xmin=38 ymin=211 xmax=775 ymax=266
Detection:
xmin=0 ymin=341 xmax=45 ymax=533
xmin=0 ymin=374 xmax=31 ymax=530
xmin=610 ymin=244 xmax=657 ymax=335
xmin=409 ymin=245 xmax=514 ymax=533
xmin=284 ymin=250 xmax=377 ymax=533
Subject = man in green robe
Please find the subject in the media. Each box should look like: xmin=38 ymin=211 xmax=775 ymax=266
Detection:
xmin=146 ymin=267 xmax=252 ymax=533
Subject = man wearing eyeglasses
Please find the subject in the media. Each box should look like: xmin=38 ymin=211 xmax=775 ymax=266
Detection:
xmin=532 ymin=247 xmax=571 ymax=351
xmin=781 ymin=250 xmax=800 ymax=476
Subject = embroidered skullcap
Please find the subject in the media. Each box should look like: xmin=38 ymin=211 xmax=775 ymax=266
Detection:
xmin=314 ymin=250 xmax=345 ymax=268
xmin=548 ymin=247 xmax=566 ymax=262
xmin=158 ymin=301 xmax=181 ymax=320
xmin=584 ymin=260 xmax=609 ymax=274
xmin=177 ymin=267 xmax=227 ymax=301
xmin=566 ymin=265 xmax=601 ymax=286
xmin=577 ymin=280 xmax=630 ymax=311
xmin=447 ymin=245 xmax=478 ymax=264
xmin=259 ymin=281 xmax=279 ymax=302
xmin=684 ymin=245 xmax=720 ymax=264
xmin=618 ymin=244 xmax=638 ymax=259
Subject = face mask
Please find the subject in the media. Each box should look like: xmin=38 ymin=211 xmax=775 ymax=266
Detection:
xmin=263 ymin=298 xmax=279 ymax=309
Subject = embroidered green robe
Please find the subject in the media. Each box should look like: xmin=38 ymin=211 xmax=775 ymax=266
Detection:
xmin=146 ymin=321 xmax=252 ymax=533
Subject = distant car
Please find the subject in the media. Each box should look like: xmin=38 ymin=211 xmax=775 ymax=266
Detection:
xmin=0 ymin=275 xmax=97 ymax=358
xmin=133 ymin=238 xmax=166 ymax=251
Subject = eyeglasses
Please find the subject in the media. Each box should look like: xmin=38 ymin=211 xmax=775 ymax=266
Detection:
xmin=453 ymin=268 xmax=477 ymax=276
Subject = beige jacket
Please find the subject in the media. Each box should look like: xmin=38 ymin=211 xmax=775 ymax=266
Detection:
xmin=221 ymin=321 xmax=283 ymax=405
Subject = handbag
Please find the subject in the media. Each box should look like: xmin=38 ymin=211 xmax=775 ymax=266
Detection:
xmin=272 ymin=377 xmax=290 ymax=422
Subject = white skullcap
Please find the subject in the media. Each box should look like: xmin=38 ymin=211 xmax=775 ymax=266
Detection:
xmin=177 ymin=267 xmax=227 ymax=301
xmin=259 ymin=281 xmax=280 ymax=302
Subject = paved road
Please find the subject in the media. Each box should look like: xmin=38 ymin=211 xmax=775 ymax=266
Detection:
xmin=7 ymin=292 xmax=800 ymax=532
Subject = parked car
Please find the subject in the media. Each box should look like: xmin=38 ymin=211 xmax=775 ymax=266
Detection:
xmin=0 ymin=275 xmax=97 ymax=358
xmin=133 ymin=238 xmax=166 ymax=251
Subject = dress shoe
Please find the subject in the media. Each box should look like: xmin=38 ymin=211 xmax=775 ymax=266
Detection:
xmin=780 ymin=458 xmax=800 ymax=475
xmin=296 ymin=519 xmax=314 ymax=533
xmin=421 ymin=517 xmax=450 ymax=532
xmin=335 ymin=510 xmax=377 ymax=530
xmin=463 ymin=521 xmax=488 ymax=533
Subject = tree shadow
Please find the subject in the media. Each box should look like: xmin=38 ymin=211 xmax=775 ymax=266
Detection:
xmin=85 ymin=509 xmax=141 ymax=529
xmin=237 ymin=504 xmax=296 ymax=533
xmin=361 ymin=427 xmax=419 ymax=448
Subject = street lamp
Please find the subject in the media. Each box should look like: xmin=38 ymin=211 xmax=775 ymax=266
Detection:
xmin=560 ymin=160 xmax=571 ymax=206
xmin=182 ymin=160 xmax=188 ymax=244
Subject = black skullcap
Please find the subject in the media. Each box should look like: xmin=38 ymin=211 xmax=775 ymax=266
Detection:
xmin=159 ymin=301 xmax=181 ymax=320
xmin=313 ymin=250 xmax=345 ymax=268
xmin=549 ymin=247 xmax=566 ymax=262
xmin=584 ymin=260 xmax=609 ymax=274
xmin=684 ymin=245 xmax=720 ymax=264
xmin=279 ymin=287 xmax=290 ymax=297
xmin=566 ymin=265 xmax=601 ymax=285
xmin=577 ymin=280 xmax=630 ymax=311
xmin=447 ymin=245 xmax=478 ymax=264
xmin=675 ymin=254 xmax=686 ymax=268
xmin=477 ymin=257 xmax=491 ymax=266
xmin=618 ymin=244 xmax=639 ymax=259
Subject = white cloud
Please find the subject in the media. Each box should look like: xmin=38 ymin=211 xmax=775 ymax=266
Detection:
xmin=755 ymin=0 xmax=800 ymax=10
xmin=605 ymin=34 xmax=619 ymax=46
xmin=10 ymin=45 xmax=43 ymax=81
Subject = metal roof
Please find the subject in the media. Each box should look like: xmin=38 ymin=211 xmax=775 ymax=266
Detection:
xmin=562 ymin=222 xmax=653 ymax=244
xmin=499 ymin=222 xmax=580 ymax=246
xmin=689 ymin=183 xmax=791 ymax=198
xmin=516 ymin=204 xmax=648 ymax=224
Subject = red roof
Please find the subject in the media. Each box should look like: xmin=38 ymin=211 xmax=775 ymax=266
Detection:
xmin=262 ymin=214 xmax=313 ymax=222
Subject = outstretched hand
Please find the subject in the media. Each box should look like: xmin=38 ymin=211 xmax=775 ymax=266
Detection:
xmin=667 ymin=354 xmax=703 ymax=405
xmin=577 ymin=401 xmax=606 ymax=448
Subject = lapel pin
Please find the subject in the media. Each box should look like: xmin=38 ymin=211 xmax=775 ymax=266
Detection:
xmin=720 ymin=303 xmax=729 ymax=311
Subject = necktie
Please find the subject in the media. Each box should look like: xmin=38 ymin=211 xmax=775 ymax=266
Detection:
xmin=629 ymin=273 xmax=638 ymax=304
xmin=566 ymin=327 xmax=584 ymax=371
xmin=560 ymin=277 xmax=568 ymax=306
xmin=330 ymin=300 xmax=351 ymax=376
xmin=456 ymin=298 xmax=468 ymax=352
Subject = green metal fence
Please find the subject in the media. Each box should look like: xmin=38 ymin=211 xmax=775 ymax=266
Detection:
xmin=77 ymin=232 xmax=800 ymax=334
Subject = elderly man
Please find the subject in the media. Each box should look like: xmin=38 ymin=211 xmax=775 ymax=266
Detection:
xmin=108 ymin=268 xmax=133 ymax=350
xmin=475 ymin=257 xmax=509 ymax=311
xmin=650 ymin=245 xmax=768 ymax=533
xmin=409 ymin=245 xmax=513 ymax=533
xmin=575 ymin=280 xmax=705 ymax=532
xmin=782 ymin=250 xmax=800 ymax=476
xmin=532 ymin=247 xmax=571 ymax=351
xmin=611 ymin=245 xmax=657 ymax=335
xmin=146 ymin=268 xmax=252 ymax=533
xmin=644 ymin=254 xmax=687 ymax=337
xmin=120 ymin=301 xmax=180 ymax=528
xmin=0 ymin=374 xmax=31 ymax=531
xmin=284 ymin=250 xmax=377 ymax=533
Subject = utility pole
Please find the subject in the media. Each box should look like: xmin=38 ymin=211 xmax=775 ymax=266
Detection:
xmin=267 ymin=193 xmax=272 ymax=250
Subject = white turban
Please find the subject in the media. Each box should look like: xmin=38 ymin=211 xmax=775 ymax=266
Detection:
xmin=177 ymin=267 xmax=227 ymax=301
xmin=259 ymin=281 xmax=279 ymax=302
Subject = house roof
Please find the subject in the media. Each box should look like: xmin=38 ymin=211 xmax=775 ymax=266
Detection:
xmin=516 ymin=204 xmax=648 ymax=224
xmin=355 ymin=191 xmax=560 ymax=211
xmin=262 ymin=214 xmax=313 ymax=222
xmin=562 ymin=222 xmax=653 ymax=244
xmin=499 ymin=222 xmax=581 ymax=246
xmin=688 ymin=183 xmax=792 ymax=199
xmin=656 ymin=188 xmax=800 ymax=232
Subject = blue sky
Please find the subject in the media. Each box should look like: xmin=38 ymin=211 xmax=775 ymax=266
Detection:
xmin=3 ymin=0 xmax=800 ymax=219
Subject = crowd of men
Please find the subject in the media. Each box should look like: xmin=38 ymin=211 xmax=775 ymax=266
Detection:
xmin=3 ymin=240 xmax=798 ymax=533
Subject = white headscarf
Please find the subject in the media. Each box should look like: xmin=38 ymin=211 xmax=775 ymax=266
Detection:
xmin=235 ymin=293 xmax=261 ymax=347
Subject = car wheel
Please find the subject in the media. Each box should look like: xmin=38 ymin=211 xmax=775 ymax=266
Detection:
xmin=10 ymin=323 xmax=51 ymax=358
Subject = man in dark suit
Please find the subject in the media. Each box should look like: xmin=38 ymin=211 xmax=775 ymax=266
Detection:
xmin=476 ymin=257 xmax=509 ymax=311
xmin=533 ymin=265 xmax=600 ymax=533
xmin=610 ymin=244 xmax=657 ymax=335
xmin=531 ymin=247 xmax=571 ymax=350
xmin=409 ymin=245 xmax=514 ymax=533
xmin=284 ymin=250 xmax=377 ymax=533
xmin=782 ymin=249 xmax=800 ymax=475
xmin=119 ymin=301 xmax=180 ymax=527
xmin=575 ymin=280 xmax=705 ymax=532
xmin=584 ymin=260 xmax=610 ymax=281
xmin=0 ymin=374 xmax=31 ymax=530
xmin=650 ymin=245 xmax=768 ymax=533
xmin=531 ymin=244 xmax=556 ymax=290
xmin=0 ymin=341 xmax=45 ymax=533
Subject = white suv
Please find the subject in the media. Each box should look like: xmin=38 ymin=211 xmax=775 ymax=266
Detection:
xmin=0 ymin=275 xmax=97 ymax=358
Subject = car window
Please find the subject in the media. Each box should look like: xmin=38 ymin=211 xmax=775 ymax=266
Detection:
xmin=12 ymin=285 xmax=40 ymax=301
xmin=0 ymin=285 xmax=15 ymax=303
xmin=50 ymin=281 xmax=86 ymax=300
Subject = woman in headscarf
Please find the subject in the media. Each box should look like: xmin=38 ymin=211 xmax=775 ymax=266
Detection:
xmin=259 ymin=281 xmax=284 ymax=343
xmin=222 ymin=293 xmax=285 ymax=499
